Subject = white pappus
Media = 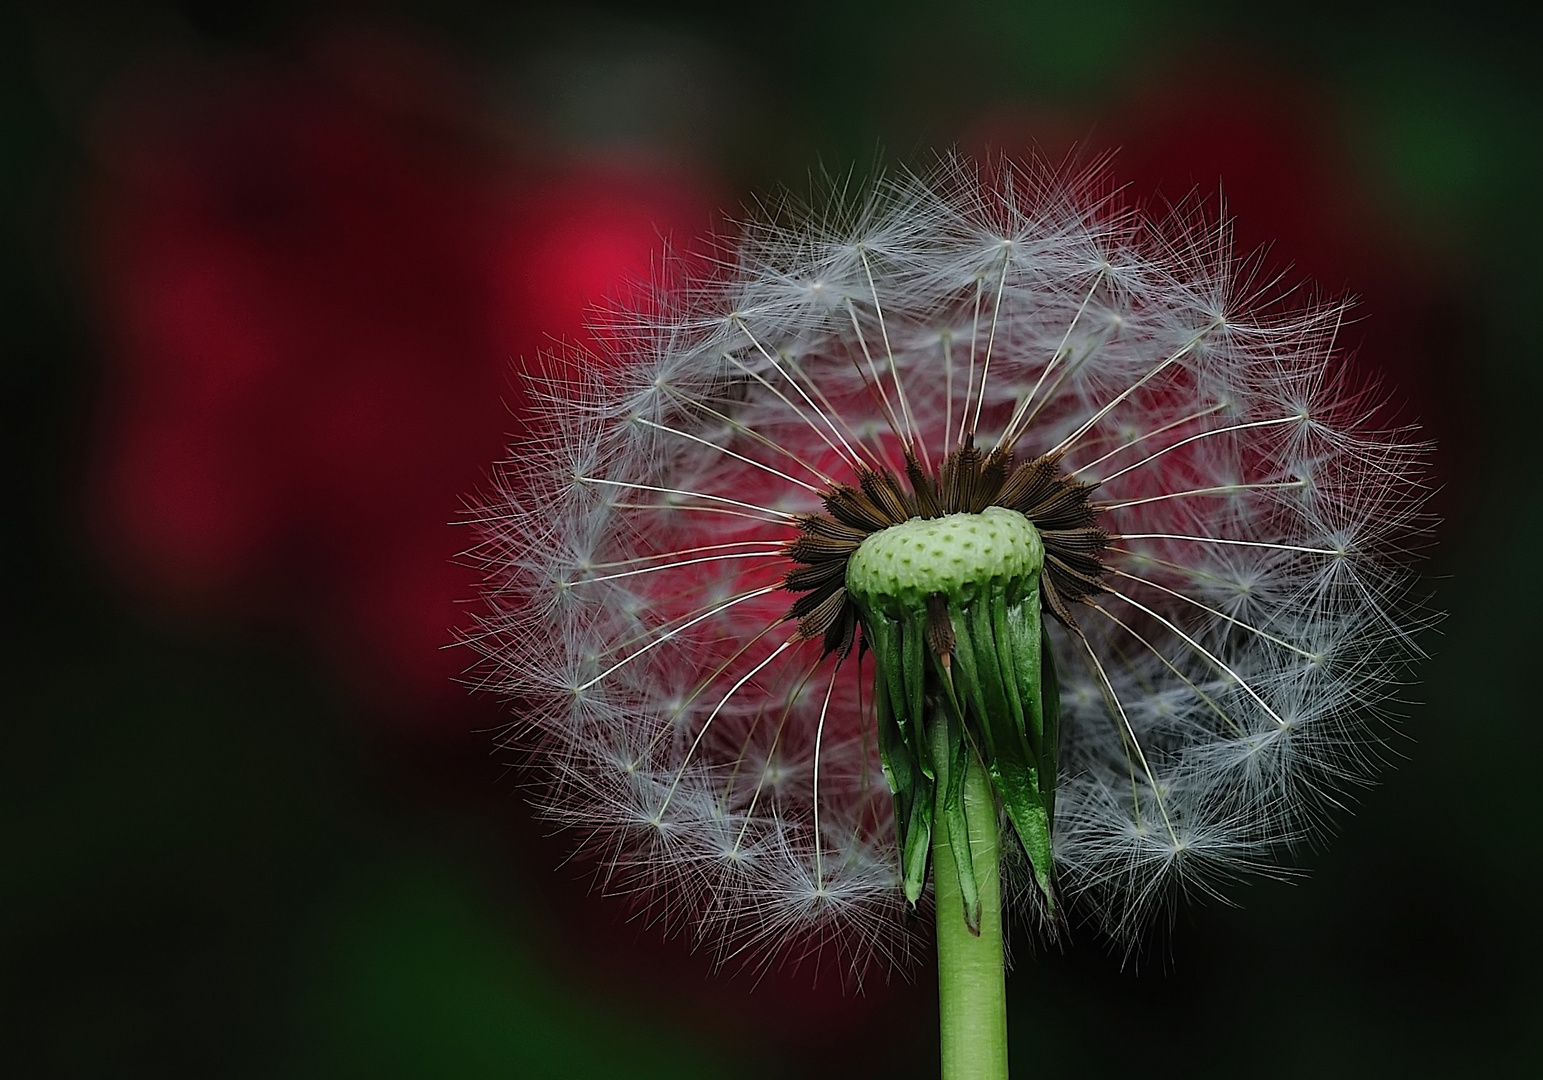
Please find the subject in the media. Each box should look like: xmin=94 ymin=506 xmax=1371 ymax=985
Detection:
xmin=462 ymin=154 xmax=1431 ymax=976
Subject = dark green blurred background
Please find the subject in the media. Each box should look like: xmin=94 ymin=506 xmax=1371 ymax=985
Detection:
xmin=4 ymin=1 xmax=1540 ymax=1077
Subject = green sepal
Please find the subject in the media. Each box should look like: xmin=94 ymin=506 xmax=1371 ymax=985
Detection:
xmin=1039 ymin=623 xmax=1061 ymax=828
xmin=878 ymin=692 xmax=933 ymax=905
xmin=1006 ymin=589 xmax=1060 ymax=830
xmin=901 ymin=771 xmax=934 ymax=904
xmin=967 ymin=599 xmax=1013 ymax=746
xmin=868 ymin=615 xmax=935 ymax=905
xmin=932 ymin=705 xmax=982 ymax=934
xmin=901 ymin=613 xmax=927 ymax=768
xmin=998 ymin=772 xmax=1054 ymax=908
xmin=991 ymin=596 xmax=1028 ymax=743
xmin=928 ymin=647 xmax=967 ymax=730
xmin=1004 ymin=591 xmax=1044 ymax=761
xmin=962 ymin=592 xmax=1057 ymax=909
xmin=848 ymin=512 xmax=1063 ymax=914
xmin=945 ymin=601 xmax=993 ymax=756
xmin=981 ymin=748 xmax=1053 ymax=909
xmin=873 ymin=615 xmax=933 ymax=781
xmin=869 ymin=620 xmax=910 ymax=768
xmin=870 ymin=621 xmax=901 ymax=791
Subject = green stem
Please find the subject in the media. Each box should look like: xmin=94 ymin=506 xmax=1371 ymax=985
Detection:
xmin=932 ymin=737 xmax=1008 ymax=1080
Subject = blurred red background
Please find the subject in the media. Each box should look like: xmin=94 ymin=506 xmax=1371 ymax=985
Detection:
xmin=9 ymin=4 xmax=1518 ymax=1077
xmin=83 ymin=27 xmax=721 ymax=717
xmin=84 ymin=32 xmax=1454 ymax=724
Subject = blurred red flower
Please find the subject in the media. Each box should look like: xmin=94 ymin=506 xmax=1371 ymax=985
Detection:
xmin=83 ymin=30 xmax=718 ymax=720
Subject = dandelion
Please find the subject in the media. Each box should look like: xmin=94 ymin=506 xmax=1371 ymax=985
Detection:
xmin=464 ymin=154 xmax=1428 ymax=1078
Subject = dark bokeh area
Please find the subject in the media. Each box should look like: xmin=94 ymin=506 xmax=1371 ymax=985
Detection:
xmin=3 ymin=1 xmax=1538 ymax=1076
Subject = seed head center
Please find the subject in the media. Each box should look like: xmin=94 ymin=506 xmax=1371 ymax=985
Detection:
xmin=846 ymin=506 xmax=1044 ymax=618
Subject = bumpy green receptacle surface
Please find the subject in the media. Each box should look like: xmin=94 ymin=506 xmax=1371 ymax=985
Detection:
xmin=846 ymin=506 xmax=1044 ymax=615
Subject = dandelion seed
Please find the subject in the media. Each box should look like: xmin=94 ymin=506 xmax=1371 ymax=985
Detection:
xmin=463 ymin=153 xmax=1429 ymax=1079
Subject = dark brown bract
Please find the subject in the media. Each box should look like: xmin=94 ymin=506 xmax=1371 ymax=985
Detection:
xmin=784 ymin=440 xmax=1108 ymax=658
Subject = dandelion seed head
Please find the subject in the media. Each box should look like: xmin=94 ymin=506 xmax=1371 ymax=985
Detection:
xmin=465 ymin=153 xmax=1430 ymax=973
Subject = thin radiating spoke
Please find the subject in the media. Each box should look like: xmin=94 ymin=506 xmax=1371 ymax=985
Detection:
xmin=942 ymin=330 xmax=955 ymax=459
xmin=575 ymin=549 xmax=784 ymax=585
xmin=1071 ymin=402 xmax=1227 ymax=475
xmin=729 ymin=317 xmax=869 ymax=469
xmin=662 ymin=385 xmax=836 ymax=486
xmin=657 ymin=637 xmax=798 ymax=818
xmin=1069 ymin=624 xmax=1180 ymax=842
xmin=1085 ymin=601 xmax=1246 ymax=737
xmin=580 ymin=476 xmax=797 ymax=523
xmin=846 ymin=298 xmax=909 ymax=450
xmin=1049 ymin=319 xmax=1223 ymax=459
xmin=1106 ymin=566 xmax=1314 ymax=657
xmin=599 ymin=563 xmax=791 ymax=656
xmin=642 ymin=617 xmax=787 ymax=761
xmin=586 ymin=540 xmax=785 ymax=570
xmin=614 ymin=501 xmax=796 ymax=526
xmin=1098 ymin=479 xmax=1305 ymax=509
xmin=635 ymin=418 xmax=824 ymax=494
xmin=958 ymin=275 xmax=986 ymax=447
xmin=794 ymin=355 xmax=900 ymax=474
xmin=727 ymin=652 xmax=830 ymax=858
xmin=577 ymin=584 xmax=782 ymax=692
xmin=1100 ymin=584 xmax=1288 ymax=729
xmin=998 ymin=268 xmax=1105 ymax=451
xmin=1096 ymin=416 xmax=1299 ymax=486
xmin=1003 ymin=329 xmax=1113 ymax=446
xmin=969 ymin=247 xmax=1014 ymax=438
xmin=720 ymin=350 xmax=861 ymax=470
xmin=811 ymin=658 xmax=842 ymax=893
xmin=859 ymin=247 xmax=927 ymax=469
xmin=1109 ymin=535 xmax=1340 ymax=556
xmin=722 ymin=654 xmax=820 ymax=813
